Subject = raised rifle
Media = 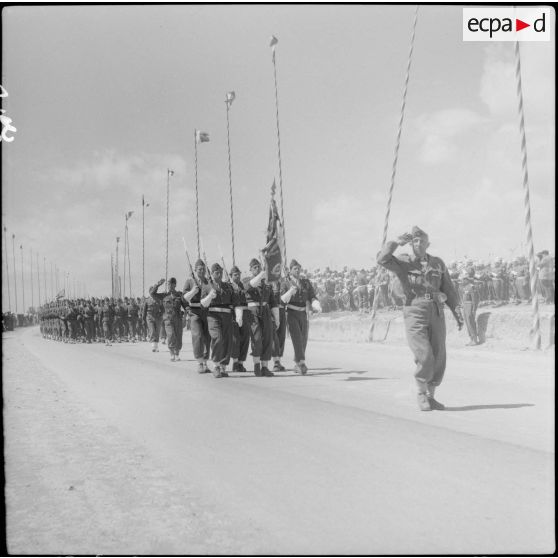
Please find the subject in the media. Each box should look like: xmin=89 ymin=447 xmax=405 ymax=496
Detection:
xmin=182 ymin=237 xmax=200 ymax=289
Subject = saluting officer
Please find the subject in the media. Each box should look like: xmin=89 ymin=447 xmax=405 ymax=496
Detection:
xmin=280 ymin=259 xmax=321 ymax=374
xmin=242 ymin=258 xmax=279 ymax=377
xmin=144 ymin=290 xmax=164 ymax=352
xmin=377 ymin=226 xmax=463 ymax=411
xmin=150 ymin=278 xmax=188 ymax=361
xmin=183 ymin=260 xmax=211 ymax=373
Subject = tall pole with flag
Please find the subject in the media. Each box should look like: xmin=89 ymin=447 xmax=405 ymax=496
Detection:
xmin=37 ymin=253 xmax=41 ymax=307
xmin=270 ymin=35 xmax=287 ymax=264
xmin=111 ymin=253 xmax=115 ymax=298
xmin=166 ymin=169 xmax=174 ymax=283
xmin=115 ymin=237 xmax=120 ymax=298
xmin=194 ymin=130 xmax=210 ymax=258
xmin=3 ymin=227 xmax=11 ymax=311
xmin=12 ymin=234 xmax=18 ymax=313
xmin=125 ymin=211 xmax=133 ymax=297
xmin=30 ymin=248 xmax=34 ymax=310
xmin=225 ymin=91 xmax=237 ymax=265
xmin=142 ymin=195 xmax=149 ymax=296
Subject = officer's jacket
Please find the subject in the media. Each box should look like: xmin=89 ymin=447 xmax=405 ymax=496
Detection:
xmin=280 ymin=277 xmax=317 ymax=309
xmin=143 ymin=296 xmax=163 ymax=320
xmin=230 ymin=280 xmax=248 ymax=307
xmin=114 ymin=304 xmax=127 ymax=320
xmin=377 ymin=241 xmax=460 ymax=310
xmin=460 ymin=277 xmax=480 ymax=304
xmin=100 ymin=303 xmax=115 ymax=321
xmin=150 ymin=283 xmax=187 ymax=320
xmin=127 ymin=303 xmax=139 ymax=319
xmin=183 ymin=276 xmax=210 ymax=314
xmin=83 ymin=304 xmax=95 ymax=320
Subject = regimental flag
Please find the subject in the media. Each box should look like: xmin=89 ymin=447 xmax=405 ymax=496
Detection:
xmin=262 ymin=180 xmax=285 ymax=282
xmin=226 ymin=91 xmax=236 ymax=106
xmin=196 ymin=130 xmax=210 ymax=143
xmin=56 ymin=289 xmax=65 ymax=300
xmin=126 ymin=211 xmax=134 ymax=219
xmin=270 ymin=35 xmax=278 ymax=49
xmin=142 ymin=195 xmax=150 ymax=208
xmin=168 ymin=169 xmax=175 ymax=176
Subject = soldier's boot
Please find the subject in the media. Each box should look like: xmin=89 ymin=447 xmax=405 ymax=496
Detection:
xmin=237 ymin=362 xmax=247 ymax=372
xmin=175 ymin=352 xmax=181 ymax=361
xmin=273 ymin=360 xmax=286 ymax=372
xmin=152 ymin=342 xmax=158 ymax=352
xmin=294 ymin=362 xmax=302 ymax=374
xmin=170 ymin=351 xmax=176 ymax=362
xmin=213 ymin=364 xmax=223 ymax=378
xmin=198 ymin=362 xmax=206 ymax=374
xmin=427 ymin=387 xmax=445 ymax=410
xmin=203 ymin=361 xmax=211 ymax=374
xmin=254 ymin=363 xmax=262 ymax=377
xmin=417 ymin=393 xmax=432 ymax=411
xmin=261 ymin=362 xmax=274 ymax=377
xmin=300 ymin=362 xmax=308 ymax=375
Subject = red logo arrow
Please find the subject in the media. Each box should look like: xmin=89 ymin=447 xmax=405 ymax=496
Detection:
xmin=516 ymin=19 xmax=530 ymax=31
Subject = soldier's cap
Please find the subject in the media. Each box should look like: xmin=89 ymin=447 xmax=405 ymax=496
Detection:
xmin=168 ymin=277 xmax=177 ymax=285
xmin=289 ymin=259 xmax=302 ymax=269
xmin=411 ymin=226 xmax=428 ymax=239
xmin=230 ymin=265 xmax=241 ymax=275
xmin=249 ymin=258 xmax=261 ymax=268
xmin=194 ymin=259 xmax=205 ymax=268
xmin=104 ymin=297 xmax=109 ymax=302
xmin=467 ymin=266 xmax=476 ymax=277
xmin=211 ymin=263 xmax=222 ymax=273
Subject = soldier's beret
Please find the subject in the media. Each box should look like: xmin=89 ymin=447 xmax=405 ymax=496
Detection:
xmin=249 ymin=258 xmax=261 ymax=268
xmin=194 ymin=259 xmax=205 ymax=268
xmin=411 ymin=226 xmax=428 ymax=239
xmin=289 ymin=259 xmax=302 ymax=269
xmin=230 ymin=265 xmax=241 ymax=275
xmin=211 ymin=263 xmax=222 ymax=273
xmin=168 ymin=277 xmax=177 ymax=284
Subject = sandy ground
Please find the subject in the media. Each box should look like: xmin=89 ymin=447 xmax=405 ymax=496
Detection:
xmin=2 ymin=325 xmax=555 ymax=555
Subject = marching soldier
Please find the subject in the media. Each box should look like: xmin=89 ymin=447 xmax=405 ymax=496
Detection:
xmin=183 ymin=260 xmax=211 ymax=373
xmin=149 ymin=278 xmax=188 ymax=361
xmin=127 ymin=297 xmax=139 ymax=342
xmin=83 ymin=298 xmax=96 ymax=343
xmin=143 ymin=290 xmax=164 ymax=352
xmin=271 ymin=279 xmax=287 ymax=372
xmin=242 ymin=257 xmax=279 ymax=377
xmin=200 ymin=263 xmax=236 ymax=378
xmin=377 ymin=226 xmax=463 ymax=411
xmin=280 ymin=259 xmax=321 ymax=374
xmin=100 ymin=297 xmax=115 ymax=346
xmin=460 ymin=266 xmax=480 ymax=345
xmin=230 ymin=265 xmax=250 ymax=372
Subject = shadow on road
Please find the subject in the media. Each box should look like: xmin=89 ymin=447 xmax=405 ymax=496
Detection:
xmin=444 ymin=403 xmax=534 ymax=411
xmin=343 ymin=376 xmax=389 ymax=382
xmin=476 ymin=312 xmax=491 ymax=345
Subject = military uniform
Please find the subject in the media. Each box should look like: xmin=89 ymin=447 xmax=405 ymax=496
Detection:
xmin=150 ymin=279 xmax=188 ymax=360
xmin=377 ymin=226 xmax=462 ymax=411
xmin=270 ymin=280 xmax=287 ymax=371
xmin=143 ymin=294 xmax=164 ymax=350
xmin=229 ymin=266 xmax=250 ymax=372
xmin=83 ymin=300 xmax=96 ymax=343
xmin=127 ymin=299 xmax=139 ymax=341
xmin=461 ymin=268 xmax=480 ymax=345
xmin=100 ymin=298 xmax=115 ymax=345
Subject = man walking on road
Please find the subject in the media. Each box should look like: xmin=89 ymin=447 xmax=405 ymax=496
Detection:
xmin=377 ymin=226 xmax=464 ymax=411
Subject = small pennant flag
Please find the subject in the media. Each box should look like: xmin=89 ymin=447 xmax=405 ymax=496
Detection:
xmin=270 ymin=35 xmax=278 ymax=49
xmin=168 ymin=169 xmax=175 ymax=176
xmin=226 ymin=91 xmax=236 ymax=105
xmin=126 ymin=211 xmax=134 ymax=219
xmin=196 ymin=130 xmax=210 ymax=143
xmin=56 ymin=289 xmax=65 ymax=300
xmin=142 ymin=195 xmax=150 ymax=208
xmin=116 ymin=236 xmax=120 ymax=242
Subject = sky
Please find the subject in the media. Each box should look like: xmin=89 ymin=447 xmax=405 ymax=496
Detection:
xmin=1 ymin=4 xmax=555 ymax=308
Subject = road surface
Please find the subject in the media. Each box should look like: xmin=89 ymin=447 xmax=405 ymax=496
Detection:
xmin=3 ymin=326 xmax=555 ymax=555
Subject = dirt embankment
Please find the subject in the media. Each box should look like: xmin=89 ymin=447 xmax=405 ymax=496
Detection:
xmin=309 ymin=303 xmax=555 ymax=350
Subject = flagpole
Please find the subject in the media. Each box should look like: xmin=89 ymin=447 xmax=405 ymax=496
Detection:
xmin=124 ymin=214 xmax=127 ymax=299
xmin=3 ymin=227 xmax=11 ymax=311
xmin=270 ymin=36 xmax=287 ymax=263
xmin=166 ymin=169 xmax=172 ymax=283
xmin=30 ymin=248 xmax=34 ymax=310
xmin=50 ymin=261 xmax=54 ymax=302
xmin=37 ymin=253 xmax=41 ymax=307
xmin=12 ymin=234 xmax=18 ymax=313
xmin=225 ymin=93 xmax=236 ymax=265
xmin=43 ymin=257 xmax=47 ymax=302
xmin=142 ymin=195 xmax=145 ymax=296
xmin=20 ymin=244 xmax=25 ymax=312
xmin=115 ymin=237 xmax=120 ymax=298
xmin=127 ymin=218 xmax=132 ymax=297
xmin=111 ymin=253 xmax=114 ymax=298
xmin=194 ymin=130 xmax=200 ymax=259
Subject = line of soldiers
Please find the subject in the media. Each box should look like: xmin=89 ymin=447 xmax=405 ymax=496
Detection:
xmin=37 ymin=257 xmax=322 ymax=379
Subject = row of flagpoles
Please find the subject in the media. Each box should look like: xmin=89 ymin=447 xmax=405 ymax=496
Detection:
xmin=2 ymin=225 xmax=87 ymax=314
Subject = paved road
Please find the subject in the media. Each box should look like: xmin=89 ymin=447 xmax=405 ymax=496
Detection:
xmin=4 ymin=327 xmax=555 ymax=554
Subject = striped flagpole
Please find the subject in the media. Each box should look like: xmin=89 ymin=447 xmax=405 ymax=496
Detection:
xmin=369 ymin=6 xmax=419 ymax=341
xmin=514 ymin=41 xmax=542 ymax=350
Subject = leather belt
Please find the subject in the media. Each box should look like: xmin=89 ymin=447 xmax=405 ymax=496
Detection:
xmin=248 ymin=301 xmax=268 ymax=307
xmin=287 ymin=304 xmax=306 ymax=311
xmin=235 ymin=306 xmax=248 ymax=310
xmin=189 ymin=302 xmax=202 ymax=307
xmin=208 ymin=307 xmax=231 ymax=313
xmin=414 ymin=292 xmax=447 ymax=303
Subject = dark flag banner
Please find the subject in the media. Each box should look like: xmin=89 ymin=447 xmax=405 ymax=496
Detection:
xmin=262 ymin=186 xmax=285 ymax=282
xmin=56 ymin=289 xmax=65 ymax=300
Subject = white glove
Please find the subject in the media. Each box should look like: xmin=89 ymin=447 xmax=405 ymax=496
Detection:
xmin=271 ymin=307 xmax=280 ymax=329
xmin=280 ymin=286 xmax=297 ymax=304
xmin=184 ymin=286 xmax=200 ymax=302
xmin=200 ymin=290 xmax=216 ymax=308
xmin=249 ymin=270 xmax=266 ymax=288
xmin=311 ymin=300 xmax=322 ymax=313
xmin=235 ymin=307 xmax=243 ymax=328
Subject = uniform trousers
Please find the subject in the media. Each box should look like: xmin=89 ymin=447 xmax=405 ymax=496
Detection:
xmin=207 ymin=311 xmax=233 ymax=365
xmin=102 ymin=319 xmax=113 ymax=341
xmin=84 ymin=318 xmax=95 ymax=341
xmin=68 ymin=319 xmax=78 ymax=340
xmin=287 ymin=308 xmax=309 ymax=363
xmin=232 ymin=311 xmax=250 ymax=361
xmin=147 ymin=315 xmax=162 ymax=342
xmin=462 ymin=301 xmax=478 ymax=342
xmin=128 ymin=317 xmax=137 ymax=338
xmin=272 ymin=307 xmax=287 ymax=358
xmin=248 ymin=306 xmax=273 ymax=361
xmin=164 ymin=315 xmax=183 ymax=355
xmin=189 ymin=309 xmax=210 ymax=360
xmin=113 ymin=317 xmax=124 ymax=339
xmin=403 ymin=300 xmax=447 ymax=393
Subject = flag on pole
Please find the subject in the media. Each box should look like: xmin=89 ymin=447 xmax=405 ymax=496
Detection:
xmin=126 ymin=211 xmax=134 ymax=219
xmin=226 ymin=91 xmax=236 ymax=105
xmin=56 ymin=289 xmax=65 ymax=300
xmin=142 ymin=195 xmax=150 ymax=208
xmin=168 ymin=169 xmax=175 ymax=176
xmin=262 ymin=180 xmax=284 ymax=282
xmin=270 ymin=35 xmax=278 ymax=49
xmin=195 ymin=130 xmax=210 ymax=143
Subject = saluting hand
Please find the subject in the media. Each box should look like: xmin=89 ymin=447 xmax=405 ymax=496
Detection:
xmin=158 ymin=278 xmax=165 ymax=286
xmin=397 ymin=233 xmax=413 ymax=246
